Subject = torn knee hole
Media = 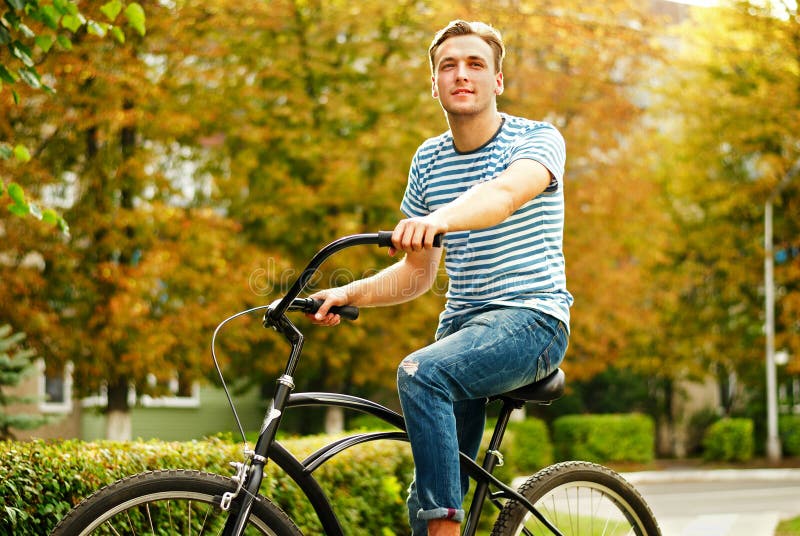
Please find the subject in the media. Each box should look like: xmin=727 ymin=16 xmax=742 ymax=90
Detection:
xmin=400 ymin=360 xmax=419 ymax=376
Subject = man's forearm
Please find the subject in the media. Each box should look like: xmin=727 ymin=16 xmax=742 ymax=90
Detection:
xmin=391 ymin=159 xmax=552 ymax=252
xmin=435 ymin=159 xmax=552 ymax=232
xmin=343 ymin=253 xmax=439 ymax=307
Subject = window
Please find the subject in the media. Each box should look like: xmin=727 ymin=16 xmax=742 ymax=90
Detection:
xmin=37 ymin=360 xmax=73 ymax=414
xmin=81 ymin=374 xmax=200 ymax=409
xmin=138 ymin=373 xmax=200 ymax=408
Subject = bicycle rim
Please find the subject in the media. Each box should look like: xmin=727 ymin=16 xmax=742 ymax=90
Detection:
xmin=492 ymin=461 xmax=661 ymax=536
xmin=51 ymin=470 xmax=301 ymax=536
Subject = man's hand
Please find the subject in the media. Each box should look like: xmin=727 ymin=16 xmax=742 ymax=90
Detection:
xmin=306 ymin=287 xmax=350 ymax=327
xmin=390 ymin=215 xmax=448 ymax=255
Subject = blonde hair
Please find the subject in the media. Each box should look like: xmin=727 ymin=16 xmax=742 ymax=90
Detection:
xmin=428 ymin=20 xmax=505 ymax=74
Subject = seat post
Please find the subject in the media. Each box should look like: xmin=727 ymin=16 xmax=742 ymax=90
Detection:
xmin=462 ymin=398 xmax=520 ymax=534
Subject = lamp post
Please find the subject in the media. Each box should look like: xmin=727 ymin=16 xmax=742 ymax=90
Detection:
xmin=764 ymin=197 xmax=781 ymax=462
xmin=763 ymin=159 xmax=799 ymax=463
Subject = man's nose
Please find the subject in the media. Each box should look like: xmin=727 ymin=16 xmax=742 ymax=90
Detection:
xmin=456 ymin=62 xmax=469 ymax=80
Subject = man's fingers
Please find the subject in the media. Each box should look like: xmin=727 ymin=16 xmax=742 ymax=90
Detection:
xmin=315 ymin=299 xmax=332 ymax=320
xmin=392 ymin=219 xmax=439 ymax=252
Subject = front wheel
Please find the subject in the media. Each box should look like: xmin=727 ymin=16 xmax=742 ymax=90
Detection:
xmin=491 ymin=461 xmax=661 ymax=536
xmin=51 ymin=469 xmax=302 ymax=536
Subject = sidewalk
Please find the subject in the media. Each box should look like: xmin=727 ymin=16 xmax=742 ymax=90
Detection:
xmin=621 ymin=467 xmax=800 ymax=536
xmin=621 ymin=466 xmax=800 ymax=484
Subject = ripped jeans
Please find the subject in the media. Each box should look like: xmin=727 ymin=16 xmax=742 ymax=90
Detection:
xmin=397 ymin=306 xmax=569 ymax=535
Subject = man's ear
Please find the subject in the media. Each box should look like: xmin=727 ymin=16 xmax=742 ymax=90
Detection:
xmin=495 ymin=72 xmax=504 ymax=95
xmin=432 ymin=76 xmax=439 ymax=98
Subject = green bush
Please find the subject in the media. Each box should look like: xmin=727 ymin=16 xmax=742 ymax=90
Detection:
xmin=779 ymin=415 xmax=800 ymax=456
xmin=506 ymin=417 xmax=554 ymax=474
xmin=0 ymin=436 xmax=414 ymax=536
xmin=686 ymin=407 xmax=721 ymax=455
xmin=552 ymin=413 xmax=655 ymax=464
xmin=702 ymin=418 xmax=754 ymax=462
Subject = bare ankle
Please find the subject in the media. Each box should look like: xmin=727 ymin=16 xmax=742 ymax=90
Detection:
xmin=428 ymin=518 xmax=460 ymax=536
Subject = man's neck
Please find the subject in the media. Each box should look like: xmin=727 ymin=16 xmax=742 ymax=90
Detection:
xmin=448 ymin=110 xmax=503 ymax=153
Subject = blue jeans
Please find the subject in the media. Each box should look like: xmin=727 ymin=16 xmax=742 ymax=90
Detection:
xmin=397 ymin=306 xmax=569 ymax=535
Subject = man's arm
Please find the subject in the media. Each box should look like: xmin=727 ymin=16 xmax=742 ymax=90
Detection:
xmin=309 ymin=246 xmax=442 ymax=326
xmin=392 ymin=158 xmax=552 ymax=252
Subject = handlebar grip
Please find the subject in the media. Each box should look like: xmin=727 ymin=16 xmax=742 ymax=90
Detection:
xmin=309 ymin=298 xmax=359 ymax=321
xmin=377 ymin=231 xmax=444 ymax=248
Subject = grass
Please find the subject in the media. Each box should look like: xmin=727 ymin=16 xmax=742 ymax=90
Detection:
xmin=776 ymin=516 xmax=800 ymax=536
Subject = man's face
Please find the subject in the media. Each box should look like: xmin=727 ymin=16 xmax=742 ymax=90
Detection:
xmin=431 ymin=34 xmax=503 ymax=117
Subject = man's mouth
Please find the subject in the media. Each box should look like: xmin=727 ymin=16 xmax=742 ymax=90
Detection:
xmin=452 ymin=88 xmax=473 ymax=95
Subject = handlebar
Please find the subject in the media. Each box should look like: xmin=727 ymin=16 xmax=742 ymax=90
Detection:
xmin=288 ymin=298 xmax=360 ymax=321
xmin=264 ymin=231 xmax=443 ymax=325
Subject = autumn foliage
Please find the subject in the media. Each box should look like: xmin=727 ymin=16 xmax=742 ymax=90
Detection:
xmin=1 ymin=0 xmax=798 ymax=439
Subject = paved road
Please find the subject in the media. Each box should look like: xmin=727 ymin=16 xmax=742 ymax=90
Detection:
xmin=624 ymin=469 xmax=800 ymax=536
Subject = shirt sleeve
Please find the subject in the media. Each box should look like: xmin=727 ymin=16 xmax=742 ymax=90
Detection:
xmin=507 ymin=122 xmax=566 ymax=192
xmin=400 ymin=149 xmax=430 ymax=217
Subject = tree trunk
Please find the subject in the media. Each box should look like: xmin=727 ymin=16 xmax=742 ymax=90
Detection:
xmin=324 ymin=406 xmax=344 ymax=435
xmin=105 ymin=409 xmax=132 ymax=441
xmin=105 ymin=378 xmax=132 ymax=440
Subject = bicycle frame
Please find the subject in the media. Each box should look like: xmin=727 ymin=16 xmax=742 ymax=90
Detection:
xmin=221 ymin=233 xmax=563 ymax=536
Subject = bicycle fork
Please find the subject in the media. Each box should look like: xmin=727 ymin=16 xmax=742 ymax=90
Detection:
xmin=221 ymin=372 xmax=297 ymax=536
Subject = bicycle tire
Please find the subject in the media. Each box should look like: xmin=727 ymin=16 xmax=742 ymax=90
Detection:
xmin=490 ymin=461 xmax=661 ymax=536
xmin=50 ymin=469 xmax=302 ymax=536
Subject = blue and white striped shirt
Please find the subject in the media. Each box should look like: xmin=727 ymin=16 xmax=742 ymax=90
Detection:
xmin=400 ymin=113 xmax=573 ymax=336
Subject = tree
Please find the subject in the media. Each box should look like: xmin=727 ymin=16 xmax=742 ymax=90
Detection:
xmin=0 ymin=324 xmax=48 ymax=439
xmin=647 ymin=0 xmax=800 ymax=443
xmin=1 ymin=0 xmax=144 ymax=232
xmin=0 ymin=0 xmax=263 ymax=439
xmin=2 ymin=0 xmax=689 ymax=439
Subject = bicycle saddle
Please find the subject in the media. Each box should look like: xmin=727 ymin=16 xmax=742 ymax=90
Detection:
xmin=496 ymin=368 xmax=565 ymax=404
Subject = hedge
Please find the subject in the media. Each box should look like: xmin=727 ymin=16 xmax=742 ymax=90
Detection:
xmin=552 ymin=413 xmax=655 ymax=464
xmin=702 ymin=418 xmax=754 ymax=462
xmin=0 ymin=435 xmax=414 ymax=536
xmin=505 ymin=417 xmax=554 ymax=475
xmin=779 ymin=415 xmax=800 ymax=456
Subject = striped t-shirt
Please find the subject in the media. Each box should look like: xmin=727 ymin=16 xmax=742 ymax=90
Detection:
xmin=400 ymin=113 xmax=573 ymax=336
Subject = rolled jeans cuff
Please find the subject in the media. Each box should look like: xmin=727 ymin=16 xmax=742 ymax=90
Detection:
xmin=417 ymin=507 xmax=465 ymax=523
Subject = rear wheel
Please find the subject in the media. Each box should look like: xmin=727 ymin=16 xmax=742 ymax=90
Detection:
xmin=491 ymin=461 xmax=661 ymax=536
xmin=51 ymin=469 xmax=302 ymax=536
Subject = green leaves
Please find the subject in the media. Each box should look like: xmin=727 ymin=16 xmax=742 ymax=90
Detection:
xmin=0 ymin=65 xmax=14 ymax=83
xmin=2 ymin=1 xmax=147 ymax=101
xmin=124 ymin=3 xmax=146 ymax=36
xmin=35 ymin=34 xmax=54 ymax=53
xmin=101 ymin=0 xmax=123 ymax=22
xmin=12 ymin=144 xmax=30 ymax=163
xmin=5 ymin=0 xmax=26 ymax=10
xmin=0 ymin=0 xmax=147 ymax=238
xmin=60 ymin=13 xmax=85 ymax=33
xmin=17 ymin=66 xmax=40 ymax=89
xmin=6 ymin=182 xmax=29 ymax=217
xmin=10 ymin=41 xmax=34 ymax=67
xmin=1 ymin=145 xmax=69 ymax=235
xmin=0 ymin=143 xmax=30 ymax=162
xmin=0 ymin=179 xmax=70 ymax=235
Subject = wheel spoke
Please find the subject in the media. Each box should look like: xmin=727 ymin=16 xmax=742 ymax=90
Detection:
xmin=146 ymin=502 xmax=155 ymax=535
xmin=492 ymin=462 xmax=660 ymax=536
xmin=51 ymin=470 xmax=301 ymax=536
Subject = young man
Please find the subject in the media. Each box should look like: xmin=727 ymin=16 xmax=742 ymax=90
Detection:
xmin=310 ymin=20 xmax=571 ymax=536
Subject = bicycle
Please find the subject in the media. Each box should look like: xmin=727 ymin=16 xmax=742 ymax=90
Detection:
xmin=51 ymin=231 xmax=661 ymax=536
